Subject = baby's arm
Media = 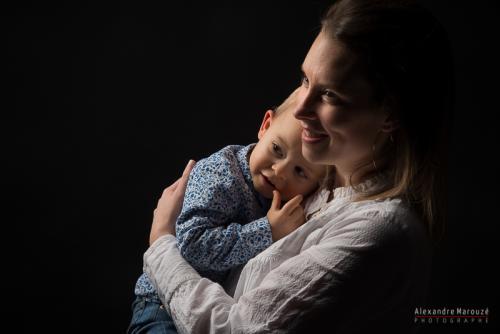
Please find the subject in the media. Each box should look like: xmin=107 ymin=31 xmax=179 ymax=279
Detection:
xmin=176 ymin=153 xmax=273 ymax=274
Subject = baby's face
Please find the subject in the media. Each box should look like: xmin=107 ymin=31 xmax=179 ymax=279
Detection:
xmin=249 ymin=110 xmax=326 ymax=201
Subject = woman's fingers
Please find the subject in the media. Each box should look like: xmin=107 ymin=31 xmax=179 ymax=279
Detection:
xmin=183 ymin=159 xmax=196 ymax=177
xmin=162 ymin=160 xmax=196 ymax=195
xmin=176 ymin=160 xmax=196 ymax=195
xmin=165 ymin=178 xmax=182 ymax=193
xmin=149 ymin=160 xmax=196 ymax=245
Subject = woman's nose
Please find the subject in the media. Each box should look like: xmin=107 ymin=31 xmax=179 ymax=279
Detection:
xmin=294 ymin=88 xmax=317 ymax=121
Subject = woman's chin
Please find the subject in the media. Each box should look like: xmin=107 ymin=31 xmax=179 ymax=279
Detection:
xmin=302 ymin=143 xmax=334 ymax=165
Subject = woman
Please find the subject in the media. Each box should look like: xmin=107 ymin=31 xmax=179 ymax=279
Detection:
xmin=144 ymin=0 xmax=453 ymax=332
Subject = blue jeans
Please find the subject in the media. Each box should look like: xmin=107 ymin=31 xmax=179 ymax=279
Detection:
xmin=127 ymin=296 xmax=178 ymax=334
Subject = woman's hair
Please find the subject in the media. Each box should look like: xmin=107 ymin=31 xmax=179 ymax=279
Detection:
xmin=321 ymin=0 xmax=454 ymax=240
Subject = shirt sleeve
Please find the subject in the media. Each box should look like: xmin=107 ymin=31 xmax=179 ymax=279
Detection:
xmin=144 ymin=213 xmax=416 ymax=334
xmin=177 ymin=153 xmax=273 ymax=274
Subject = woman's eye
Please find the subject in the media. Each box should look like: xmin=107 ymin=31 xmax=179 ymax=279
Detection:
xmin=323 ymin=90 xmax=343 ymax=105
xmin=301 ymin=75 xmax=309 ymax=87
xmin=272 ymin=142 xmax=283 ymax=157
xmin=295 ymin=166 xmax=307 ymax=179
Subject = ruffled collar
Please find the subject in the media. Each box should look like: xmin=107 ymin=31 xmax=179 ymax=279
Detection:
xmin=331 ymin=172 xmax=389 ymax=199
xmin=304 ymin=173 xmax=389 ymax=219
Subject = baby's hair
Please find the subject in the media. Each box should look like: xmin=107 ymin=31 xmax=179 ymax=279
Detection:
xmin=272 ymin=87 xmax=301 ymax=118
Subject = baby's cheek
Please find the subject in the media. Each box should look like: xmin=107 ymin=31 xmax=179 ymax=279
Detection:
xmin=303 ymin=181 xmax=320 ymax=196
xmin=285 ymin=186 xmax=304 ymax=200
xmin=280 ymin=188 xmax=295 ymax=202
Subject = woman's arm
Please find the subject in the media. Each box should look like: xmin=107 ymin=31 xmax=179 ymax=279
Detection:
xmin=145 ymin=207 xmax=417 ymax=333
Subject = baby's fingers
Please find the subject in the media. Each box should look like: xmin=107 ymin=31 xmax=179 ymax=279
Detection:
xmin=282 ymin=194 xmax=303 ymax=214
xmin=271 ymin=190 xmax=282 ymax=210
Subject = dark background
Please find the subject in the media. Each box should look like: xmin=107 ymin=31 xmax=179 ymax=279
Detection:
xmin=8 ymin=0 xmax=499 ymax=333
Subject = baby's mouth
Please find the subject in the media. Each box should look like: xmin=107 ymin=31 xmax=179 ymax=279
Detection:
xmin=261 ymin=173 xmax=276 ymax=188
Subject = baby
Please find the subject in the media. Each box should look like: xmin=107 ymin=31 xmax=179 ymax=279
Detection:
xmin=128 ymin=89 xmax=326 ymax=333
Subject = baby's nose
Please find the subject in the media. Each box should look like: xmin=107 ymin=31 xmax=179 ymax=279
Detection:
xmin=273 ymin=161 xmax=289 ymax=180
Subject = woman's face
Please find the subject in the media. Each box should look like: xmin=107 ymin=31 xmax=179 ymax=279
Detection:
xmin=294 ymin=31 xmax=391 ymax=168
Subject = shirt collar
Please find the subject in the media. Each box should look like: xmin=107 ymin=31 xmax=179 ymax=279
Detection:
xmin=237 ymin=143 xmax=271 ymax=209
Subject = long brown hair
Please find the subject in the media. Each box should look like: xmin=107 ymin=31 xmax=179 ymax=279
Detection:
xmin=321 ymin=0 xmax=454 ymax=240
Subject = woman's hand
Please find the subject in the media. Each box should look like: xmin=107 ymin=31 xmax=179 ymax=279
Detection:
xmin=149 ymin=160 xmax=196 ymax=245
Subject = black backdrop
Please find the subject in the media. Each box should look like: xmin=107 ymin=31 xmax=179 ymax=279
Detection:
xmin=9 ymin=1 xmax=499 ymax=333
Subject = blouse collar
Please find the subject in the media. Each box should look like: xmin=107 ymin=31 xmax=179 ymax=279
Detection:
xmin=304 ymin=172 xmax=389 ymax=219
xmin=331 ymin=172 xmax=389 ymax=199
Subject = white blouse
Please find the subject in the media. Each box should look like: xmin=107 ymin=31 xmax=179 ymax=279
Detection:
xmin=144 ymin=175 xmax=432 ymax=333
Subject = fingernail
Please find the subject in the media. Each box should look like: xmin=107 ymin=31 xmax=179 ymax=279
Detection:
xmin=183 ymin=160 xmax=196 ymax=175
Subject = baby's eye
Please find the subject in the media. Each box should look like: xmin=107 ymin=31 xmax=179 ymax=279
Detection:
xmin=272 ymin=142 xmax=283 ymax=157
xmin=295 ymin=166 xmax=307 ymax=179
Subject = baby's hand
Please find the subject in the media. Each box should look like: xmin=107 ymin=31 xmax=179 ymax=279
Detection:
xmin=267 ymin=190 xmax=305 ymax=242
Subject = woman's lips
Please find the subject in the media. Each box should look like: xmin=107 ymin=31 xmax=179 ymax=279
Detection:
xmin=301 ymin=127 xmax=328 ymax=144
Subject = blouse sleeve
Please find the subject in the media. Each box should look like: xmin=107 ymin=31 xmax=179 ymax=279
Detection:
xmin=177 ymin=156 xmax=272 ymax=274
xmin=144 ymin=211 xmax=419 ymax=334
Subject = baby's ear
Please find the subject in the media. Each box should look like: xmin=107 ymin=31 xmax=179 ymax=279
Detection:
xmin=258 ymin=110 xmax=274 ymax=139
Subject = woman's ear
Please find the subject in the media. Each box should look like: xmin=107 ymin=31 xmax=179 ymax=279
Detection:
xmin=380 ymin=113 xmax=400 ymax=133
xmin=258 ymin=110 xmax=274 ymax=140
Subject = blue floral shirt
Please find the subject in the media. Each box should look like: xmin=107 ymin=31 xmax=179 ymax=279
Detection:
xmin=135 ymin=144 xmax=273 ymax=297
